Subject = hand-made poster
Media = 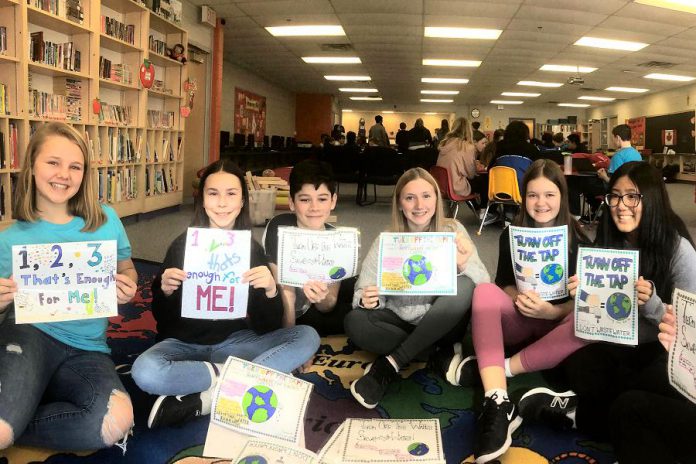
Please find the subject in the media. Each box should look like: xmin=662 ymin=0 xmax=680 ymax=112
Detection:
xmin=669 ymin=288 xmax=696 ymax=405
xmin=235 ymin=87 xmax=266 ymax=143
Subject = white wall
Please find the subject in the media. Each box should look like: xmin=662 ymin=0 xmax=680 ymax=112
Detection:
xmin=588 ymin=84 xmax=696 ymax=122
xmin=181 ymin=0 xmax=213 ymax=52
xmin=221 ymin=61 xmax=296 ymax=138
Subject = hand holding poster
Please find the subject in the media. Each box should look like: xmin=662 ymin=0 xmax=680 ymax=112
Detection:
xmin=508 ymin=225 xmax=568 ymax=300
xmin=181 ymin=228 xmax=250 ymax=320
xmin=574 ymin=247 xmax=639 ymax=345
xmin=12 ymin=240 xmax=117 ymax=323
xmin=278 ymin=227 xmax=359 ymax=287
xmin=668 ymin=288 xmax=696 ymax=404
xmin=377 ymin=233 xmax=457 ymax=296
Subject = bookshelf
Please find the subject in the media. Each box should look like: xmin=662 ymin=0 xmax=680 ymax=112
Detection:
xmin=0 ymin=0 xmax=188 ymax=229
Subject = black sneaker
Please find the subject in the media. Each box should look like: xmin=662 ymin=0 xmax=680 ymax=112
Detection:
xmin=518 ymin=387 xmax=577 ymax=430
xmin=147 ymin=393 xmax=204 ymax=429
xmin=474 ymin=393 xmax=522 ymax=463
xmin=454 ymin=355 xmax=481 ymax=387
xmin=427 ymin=342 xmax=462 ymax=385
xmin=350 ymin=357 xmax=399 ymax=409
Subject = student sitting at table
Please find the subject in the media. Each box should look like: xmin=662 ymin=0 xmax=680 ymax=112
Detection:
xmin=436 ymin=117 xmax=487 ymax=200
xmin=263 ymin=160 xmax=357 ymax=336
xmin=346 ymin=168 xmax=490 ymax=409
xmin=597 ymin=124 xmax=642 ymax=182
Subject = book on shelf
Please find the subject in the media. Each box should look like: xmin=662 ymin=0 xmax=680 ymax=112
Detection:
xmin=101 ymin=16 xmax=135 ymax=44
xmin=147 ymin=110 xmax=174 ymax=129
xmin=0 ymin=183 xmax=4 ymax=221
xmin=30 ymin=35 xmax=81 ymax=73
xmin=98 ymin=103 xmax=133 ymax=126
xmin=0 ymin=131 xmax=5 ymax=169
xmin=148 ymin=35 xmax=167 ymax=55
xmin=8 ymin=122 xmax=18 ymax=169
xmin=0 ymin=83 xmax=9 ymax=115
xmin=0 ymin=27 xmax=7 ymax=55
xmin=30 ymin=0 xmax=84 ymax=24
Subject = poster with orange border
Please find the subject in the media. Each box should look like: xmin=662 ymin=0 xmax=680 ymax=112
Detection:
xmin=626 ymin=117 xmax=645 ymax=149
xmin=234 ymin=87 xmax=266 ymax=144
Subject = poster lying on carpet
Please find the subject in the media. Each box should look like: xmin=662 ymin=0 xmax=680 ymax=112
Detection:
xmin=668 ymin=288 xmax=696 ymax=404
xmin=574 ymin=247 xmax=639 ymax=345
xmin=508 ymin=225 xmax=568 ymax=300
xmin=377 ymin=232 xmax=456 ymax=296
xmin=210 ymin=357 xmax=312 ymax=446
xmin=234 ymin=438 xmax=318 ymax=463
xmin=277 ymin=227 xmax=360 ymax=287
xmin=12 ymin=240 xmax=118 ymax=323
xmin=181 ymin=228 xmax=250 ymax=320
xmin=317 ymin=422 xmax=346 ymax=463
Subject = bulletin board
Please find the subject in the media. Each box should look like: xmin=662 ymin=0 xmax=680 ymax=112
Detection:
xmin=643 ymin=110 xmax=695 ymax=153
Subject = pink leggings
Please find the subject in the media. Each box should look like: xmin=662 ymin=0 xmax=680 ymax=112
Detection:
xmin=471 ymin=283 xmax=589 ymax=372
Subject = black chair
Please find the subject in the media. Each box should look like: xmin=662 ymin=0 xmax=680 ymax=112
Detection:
xmin=407 ymin=147 xmax=439 ymax=171
xmin=263 ymin=135 xmax=270 ymax=149
xmin=285 ymin=137 xmax=296 ymax=149
xmin=325 ymin=145 xmax=362 ymax=201
xmin=232 ymin=133 xmax=245 ymax=148
xmin=358 ymin=146 xmax=404 ymax=206
xmin=220 ymin=131 xmax=230 ymax=151
xmin=271 ymin=135 xmax=284 ymax=150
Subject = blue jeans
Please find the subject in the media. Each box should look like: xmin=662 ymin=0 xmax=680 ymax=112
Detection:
xmin=131 ymin=325 xmax=320 ymax=396
xmin=0 ymin=322 xmax=131 ymax=450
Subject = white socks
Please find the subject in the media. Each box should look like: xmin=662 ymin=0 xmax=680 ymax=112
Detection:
xmin=504 ymin=358 xmax=515 ymax=378
xmin=199 ymin=362 xmax=224 ymax=416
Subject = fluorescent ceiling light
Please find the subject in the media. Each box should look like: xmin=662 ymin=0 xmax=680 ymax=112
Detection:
xmin=421 ymin=90 xmax=459 ymax=95
xmin=424 ymin=27 xmax=502 ymax=40
xmin=558 ymin=103 xmax=591 ymax=107
xmin=644 ymin=72 xmax=696 ymax=81
xmin=421 ymin=77 xmax=469 ymax=84
xmin=325 ymin=75 xmax=371 ymax=81
xmin=421 ymin=99 xmax=454 ymax=103
xmin=605 ymin=86 xmax=649 ymax=93
xmin=423 ymin=59 xmax=481 ymax=67
xmin=302 ymin=57 xmax=361 ymax=64
xmin=265 ymin=25 xmax=345 ymax=36
xmin=490 ymin=100 xmax=523 ymax=104
xmin=342 ymin=109 xmax=353 ymax=112
xmin=501 ymin=92 xmax=541 ymax=97
xmin=424 ymin=112 xmax=438 ymax=115
xmin=578 ymin=96 xmax=616 ymax=101
xmin=540 ymin=64 xmax=597 ymax=73
xmin=339 ymin=88 xmax=378 ymax=92
xmin=350 ymin=96 xmax=382 ymax=101
xmin=517 ymin=80 xmax=563 ymax=88
xmin=574 ymin=36 xmax=648 ymax=51
xmin=635 ymin=0 xmax=696 ymax=14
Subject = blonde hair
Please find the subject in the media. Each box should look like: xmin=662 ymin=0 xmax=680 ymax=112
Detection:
xmin=390 ymin=168 xmax=453 ymax=232
xmin=14 ymin=122 xmax=105 ymax=231
xmin=440 ymin=117 xmax=473 ymax=151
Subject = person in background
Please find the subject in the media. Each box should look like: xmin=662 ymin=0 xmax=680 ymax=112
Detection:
xmin=479 ymin=128 xmax=504 ymax=167
xmin=395 ymin=122 xmax=410 ymax=154
xmin=346 ymin=168 xmax=490 ymax=409
xmin=472 ymin=130 xmax=488 ymax=168
xmin=540 ymin=132 xmax=555 ymax=149
xmin=408 ymin=118 xmax=433 ymax=149
xmin=472 ymin=121 xmax=481 ymax=132
xmin=489 ymin=121 xmax=541 ymax=187
xmin=597 ymin=124 xmax=642 ymax=182
xmin=434 ymin=119 xmax=450 ymax=147
xmin=552 ymin=132 xmax=565 ymax=149
xmin=538 ymin=132 xmax=563 ymax=164
xmin=566 ymin=133 xmax=588 ymax=154
xmin=368 ymin=115 xmax=390 ymax=147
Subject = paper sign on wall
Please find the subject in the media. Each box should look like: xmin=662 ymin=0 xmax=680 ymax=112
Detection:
xmin=574 ymin=247 xmax=639 ymax=345
xmin=278 ymin=227 xmax=359 ymax=287
xmin=12 ymin=240 xmax=118 ymax=324
xmin=377 ymin=233 xmax=457 ymax=296
xmin=668 ymin=288 xmax=696 ymax=404
xmin=509 ymin=225 xmax=568 ymax=300
xmin=181 ymin=228 xmax=250 ymax=320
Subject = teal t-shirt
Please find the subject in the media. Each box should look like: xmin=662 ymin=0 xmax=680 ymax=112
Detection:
xmin=0 ymin=205 xmax=131 ymax=353
xmin=609 ymin=146 xmax=642 ymax=174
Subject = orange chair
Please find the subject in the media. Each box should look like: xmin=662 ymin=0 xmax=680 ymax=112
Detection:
xmin=477 ymin=166 xmax=522 ymax=235
xmin=429 ymin=165 xmax=478 ymax=219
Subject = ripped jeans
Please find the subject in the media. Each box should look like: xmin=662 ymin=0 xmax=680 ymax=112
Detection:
xmin=0 ymin=321 xmax=132 ymax=450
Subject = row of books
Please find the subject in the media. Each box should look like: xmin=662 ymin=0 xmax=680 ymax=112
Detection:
xmin=145 ymin=165 xmax=177 ymax=196
xmin=101 ymin=15 xmax=135 ymax=45
xmin=144 ymin=136 xmax=181 ymax=163
xmin=30 ymin=32 xmax=82 ymax=73
xmin=148 ymin=35 xmax=167 ymax=56
xmin=98 ymin=103 xmax=133 ymax=126
xmin=147 ymin=110 xmax=174 ymax=129
xmin=99 ymin=58 xmax=133 ymax=85
xmin=0 ymin=124 xmax=20 ymax=169
xmin=0 ymin=83 xmax=9 ymax=115
xmin=85 ymin=128 xmax=142 ymax=165
xmin=28 ymin=77 xmax=82 ymax=122
xmin=97 ymin=167 xmax=137 ymax=203
xmin=0 ymin=27 xmax=6 ymax=55
xmin=30 ymin=0 xmax=84 ymax=24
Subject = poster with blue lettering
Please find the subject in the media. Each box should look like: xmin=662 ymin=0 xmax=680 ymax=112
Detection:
xmin=509 ymin=225 xmax=568 ymax=300
xmin=277 ymin=227 xmax=360 ymax=287
xmin=574 ymin=247 xmax=639 ymax=345
xmin=12 ymin=240 xmax=117 ymax=324
xmin=377 ymin=233 xmax=457 ymax=296
xmin=668 ymin=288 xmax=696 ymax=404
xmin=181 ymin=227 xmax=250 ymax=320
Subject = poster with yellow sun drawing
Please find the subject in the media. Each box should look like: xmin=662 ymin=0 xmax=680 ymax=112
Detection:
xmin=12 ymin=240 xmax=118 ymax=324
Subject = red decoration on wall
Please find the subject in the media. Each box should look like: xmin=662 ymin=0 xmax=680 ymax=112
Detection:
xmin=139 ymin=60 xmax=155 ymax=88
xmin=234 ymin=87 xmax=266 ymax=144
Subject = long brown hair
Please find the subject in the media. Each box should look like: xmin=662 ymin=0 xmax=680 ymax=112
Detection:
xmin=191 ymin=159 xmax=251 ymax=230
xmin=390 ymin=168 xmax=453 ymax=232
xmin=14 ymin=122 xmax=105 ymax=231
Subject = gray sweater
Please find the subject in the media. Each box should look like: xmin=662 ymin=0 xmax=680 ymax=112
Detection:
xmin=352 ymin=220 xmax=490 ymax=323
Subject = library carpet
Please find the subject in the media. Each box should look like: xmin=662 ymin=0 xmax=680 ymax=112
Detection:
xmin=0 ymin=259 xmax=615 ymax=464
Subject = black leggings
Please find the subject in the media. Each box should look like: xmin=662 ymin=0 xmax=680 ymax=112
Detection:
xmin=297 ymin=277 xmax=356 ymax=337
xmin=344 ymin=275 xmax=475 ymax=367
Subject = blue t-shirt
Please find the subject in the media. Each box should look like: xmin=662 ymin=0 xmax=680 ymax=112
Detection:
xmin=609 ymin=146 xmax=642 ymax=174
xmin=0 ymin=205 xmax=131 ymax=353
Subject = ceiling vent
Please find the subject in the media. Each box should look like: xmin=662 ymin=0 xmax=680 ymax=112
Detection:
xmin=580 ymin=87 xmax=600 ymax=91
xmin=547 ymin=101 xmax=560 ymax=104
xmin=636 ymin=61 xmax=676 ymax=68
xmin=321 ymin=43 xmax=353 ymax=51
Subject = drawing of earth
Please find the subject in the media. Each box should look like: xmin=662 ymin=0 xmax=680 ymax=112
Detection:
xmin=606 ymin=292 xmax=632 ymax=320
xmin=402 ymin=255 xmax=433 ymax=286
xmin=540 ymin=263 xmax=564 ymax=285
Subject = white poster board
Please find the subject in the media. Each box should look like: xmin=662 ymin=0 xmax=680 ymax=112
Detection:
xmin=12 ymin=240 xmax=118 ymax=323
xmin=574 ymin=247 xmax=639 ymax=345
xmin=668 ymin=288 xmax=696 ymax=404
xmin=234 ymin=438 xmax=318 ymax=464
xmin=377 ymin=233 xmax=457 ymax=296
xmin=181 ymin=228 xmax=250 ymax=320
xmin=277 ymin=227 xmax=360 ymax=287
xmin=508 ymin=225 xmax=568 ymax=300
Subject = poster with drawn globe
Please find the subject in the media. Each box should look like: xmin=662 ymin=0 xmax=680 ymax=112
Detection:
xmin=210 ymin=356 xmax=313 ymax=445
xmin=508 ymin=225 xmax=568 ymax=301
xmin=377 ymin=232 xmax=457 ymax=296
